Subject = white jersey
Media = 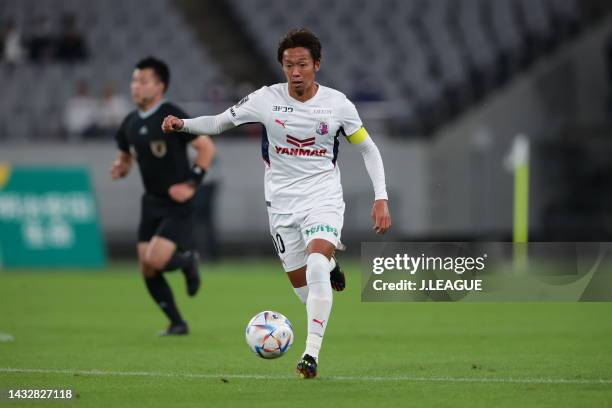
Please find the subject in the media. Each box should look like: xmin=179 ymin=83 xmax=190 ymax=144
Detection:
xmin=222 ymin=83 xmax=363 ymax=214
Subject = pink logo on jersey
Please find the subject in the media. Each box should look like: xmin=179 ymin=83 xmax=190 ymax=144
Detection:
xmin=275 ymin=119 xmax=287 ymax=128
xmin=275 ymin=135 xmax=325 ymax=157
xmin=316 ymin=121 xmax=329 ymax=136
xmin=275 ymin=146 xmax=326 ymax=157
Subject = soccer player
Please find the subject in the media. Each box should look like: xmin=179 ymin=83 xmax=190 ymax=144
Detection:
xmin=110 ymin=57 xmax=216 ymax=336
xmin=162 ymin=29 xmax=390 ymax=376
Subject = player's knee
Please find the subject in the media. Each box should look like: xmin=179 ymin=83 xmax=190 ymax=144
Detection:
xmin=306 ymin=253 xmax=330 ymax=283
xmin=306 ymin=253 xmax=332 ymax=296
xmin=143 ymin=252 xmax=169 ymax=272
xmin=139 ymin=261 xmax=157 ymax=278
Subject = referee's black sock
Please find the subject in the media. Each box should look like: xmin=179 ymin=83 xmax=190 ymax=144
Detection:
xmin=144 ymin=274 xmax=184 ymax=325
xmin=162 ymin=250 xmax=193 ymax=272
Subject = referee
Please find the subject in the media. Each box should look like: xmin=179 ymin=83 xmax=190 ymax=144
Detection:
xmin=110 ymin=56 xmax=215 ymax=335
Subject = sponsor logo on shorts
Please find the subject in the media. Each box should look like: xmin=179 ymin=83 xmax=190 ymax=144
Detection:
xmin=304 ymin=224 xmax=338 ymax=237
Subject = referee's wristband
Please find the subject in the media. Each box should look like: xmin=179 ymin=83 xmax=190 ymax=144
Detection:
xmin=188 ymin=164 xmax=206 ymax=185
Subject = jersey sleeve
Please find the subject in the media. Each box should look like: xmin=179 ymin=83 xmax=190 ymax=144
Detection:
xmin=114 ymin=114 xmax=131 ymax=153
xmin=170 ymin=105 xmax=198 ymax=143
xmin=338 ymin=97 xmax=365 ymax=143
xmin=223 ymin=87 xmax=267 ymax=126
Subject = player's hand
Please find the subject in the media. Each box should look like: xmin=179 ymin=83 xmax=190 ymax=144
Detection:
xmin=110 ymin=160 xmax=129 ymax=180
xmin=162 ymin=115 xmax=184 ymax=133
xmin=371 ymin=199 xmax=391 ymax=234
xmin=168 ymin=182 xmax=195 ymax=202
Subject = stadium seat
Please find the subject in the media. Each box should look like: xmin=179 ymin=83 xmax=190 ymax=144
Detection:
xmin=225 ymin=0 xmax=584 ymax=134
xmin=0 ymin=0 xmax=226 ymax=139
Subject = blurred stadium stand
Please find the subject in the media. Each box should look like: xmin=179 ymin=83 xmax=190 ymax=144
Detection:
xmin=0 ymin=0 xmax=227 ymax=140
xmin=1 ymin=0 xmax=608 ymax=139
xmin=227 ymin=0 xmax=593 ymax=134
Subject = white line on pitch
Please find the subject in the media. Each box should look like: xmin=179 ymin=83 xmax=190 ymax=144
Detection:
xmin=0 ymin=367 xmax=610 ymax=385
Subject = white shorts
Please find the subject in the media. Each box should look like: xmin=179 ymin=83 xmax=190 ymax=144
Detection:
xmin=268 ymin=202 xmax=345 ymax=272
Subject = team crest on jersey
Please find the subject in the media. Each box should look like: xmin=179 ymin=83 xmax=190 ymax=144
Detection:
xmin=139 ymin=126 xmax=148 ymax=135
xmin=316 ymin=121 xmax=329 ymax=136
xmin=150 ymin=140 xmax=167 ymax=158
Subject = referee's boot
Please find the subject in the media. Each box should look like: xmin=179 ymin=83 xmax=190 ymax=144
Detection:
xmin=158 ymin=321 xmax=189 ymax=336
xmin=182 ymin=251 xmax=201 ymax=297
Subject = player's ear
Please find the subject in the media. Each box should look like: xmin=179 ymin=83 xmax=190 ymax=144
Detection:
xmin=314 ymin=60 xmax=320 ymax=72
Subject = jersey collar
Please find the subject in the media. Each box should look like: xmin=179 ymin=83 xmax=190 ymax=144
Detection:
xmin=285 ymin=82 xmax=321 ymax=105
xmin=138 ymin=99 xmax=166 ymax=119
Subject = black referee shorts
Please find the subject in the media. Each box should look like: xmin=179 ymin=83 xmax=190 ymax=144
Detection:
xmin=138 ymin=193 xmax=195 ymax=250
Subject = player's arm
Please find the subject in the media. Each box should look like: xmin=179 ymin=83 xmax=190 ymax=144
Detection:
xmin=110 ymin=150 xmax=133 ymax=180
xmin=163 ymin=88 xmax=266 ymax=135
xmin=162 ymin=113 xmax=234 ymax=135
xmin=191 ymin=135 xmax=216 ymax=171
xmin=347 ymin=127 xmax=391 ymax=234
xmin=168 ymin=135 xmax=216 ymax=203
xmin=112 ymin=115 xmax=133 ymax=180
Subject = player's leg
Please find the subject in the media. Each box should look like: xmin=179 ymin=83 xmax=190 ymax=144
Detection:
xmin=296 ymin=204 xmax=345 ymax=378
xmin=268 ymin=212 xmax=310 ymax=304
xmin=288 ymin=254 xmax=341 ymax=294
xmin=137 ymin=242 xmax=156 ymax=279
xmin=156 ymin=209 xmax=200 ymax=296
xmin=287 ymin=266 xmax=307 ymax=303
xmin=138 ymin=241 xmax=187 ymax=335
xmin=268 ymin=209 xmax=341 ymax=378
xmin=143 ymin=236 xmax=176 ymax=271
xmin=285 ymin=252 xmax=342 ymax=302
xmin=295 ymin=239 xmax=334 ymax=378
xmin=137 ymin=197 xmax=189 ymax=335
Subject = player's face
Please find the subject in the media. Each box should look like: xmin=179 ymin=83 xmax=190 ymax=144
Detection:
xmin=281 ymin=47 xmax=320 ymax=97
xmin=130 ymin=68 xmax=165 ymax=109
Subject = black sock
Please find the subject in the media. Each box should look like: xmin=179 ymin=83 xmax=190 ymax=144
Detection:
xmin=162 ymin=251 xmax=193 ymax=272
xmin=144 ymin=275 xmax=184 ymax=325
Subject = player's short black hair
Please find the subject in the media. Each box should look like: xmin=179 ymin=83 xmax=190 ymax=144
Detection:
xmin=277 ymin=29 xmax=322 ymax=64
xmin=135 ymin=56 xmax=170 ymax=91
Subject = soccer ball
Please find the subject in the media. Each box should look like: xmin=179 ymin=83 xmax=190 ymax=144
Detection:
xmin=245 ymin=311 xmax=294 ymax=359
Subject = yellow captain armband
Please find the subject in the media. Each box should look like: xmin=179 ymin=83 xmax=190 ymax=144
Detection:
xmin=346 ymin=127 xmax=369 ymax=144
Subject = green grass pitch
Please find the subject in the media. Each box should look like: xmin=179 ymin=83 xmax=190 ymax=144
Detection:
xmin=0 ymin=260 xmax=611 ymax=407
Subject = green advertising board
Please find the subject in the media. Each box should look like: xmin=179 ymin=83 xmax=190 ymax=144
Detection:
xmin=0 ymin=164 xmax=106 ymax=268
